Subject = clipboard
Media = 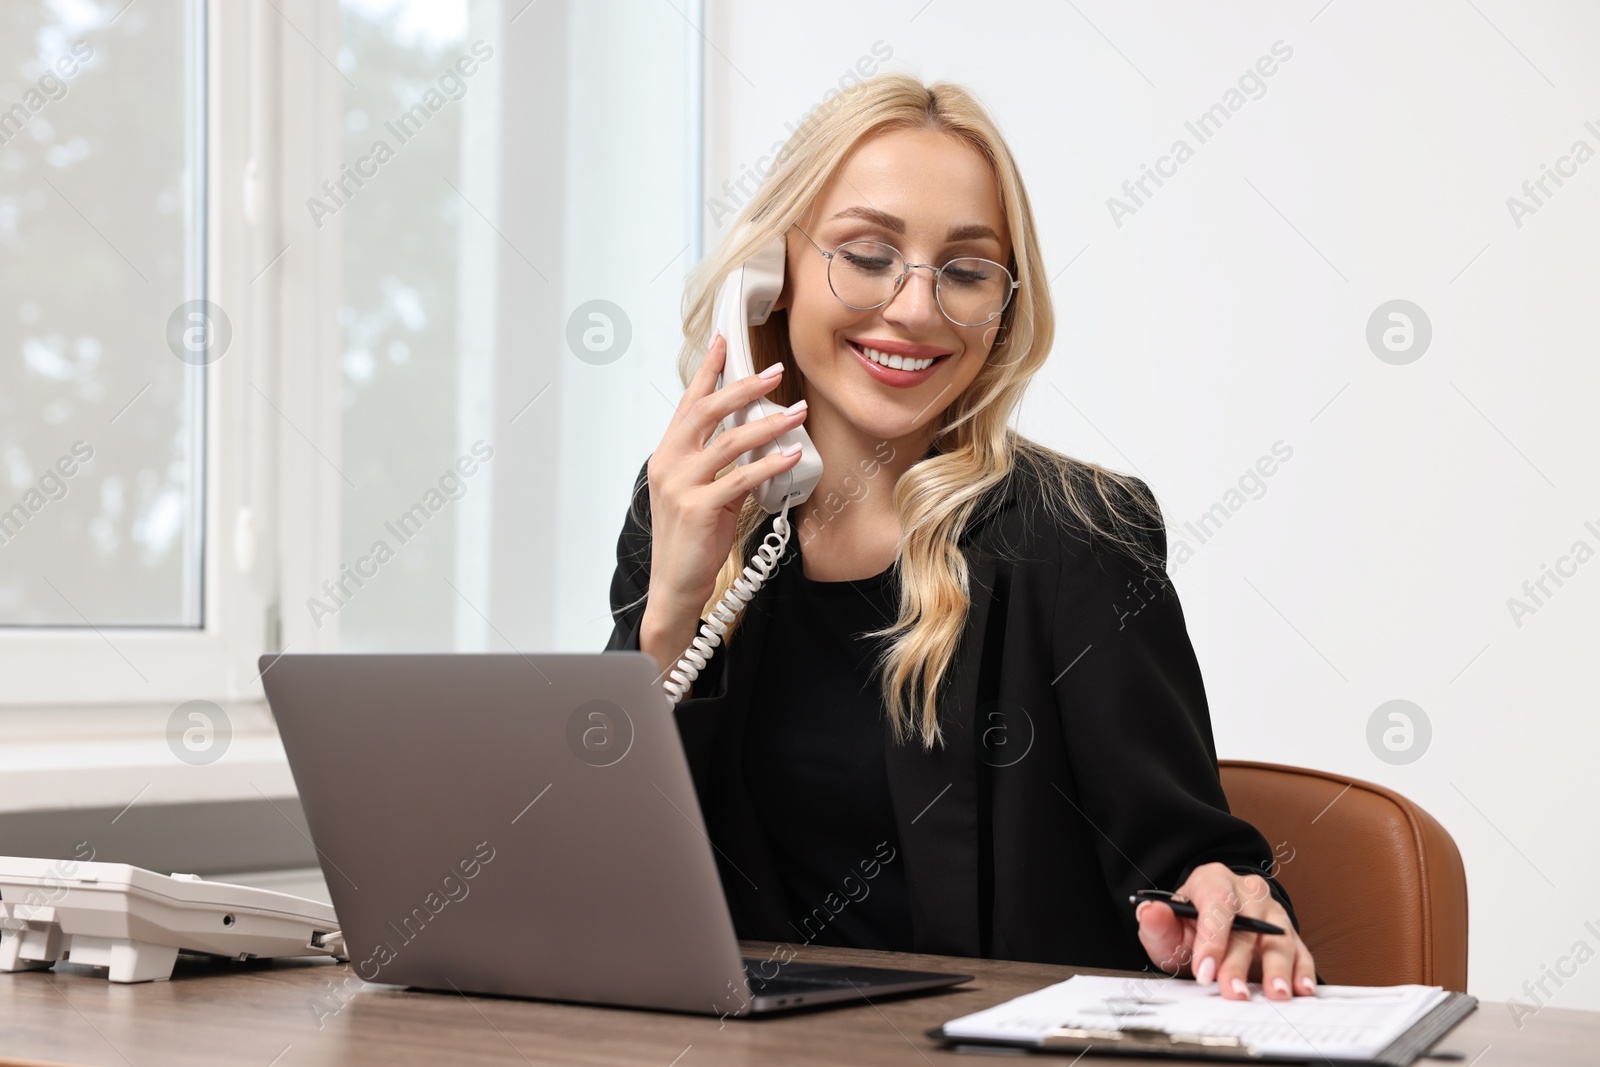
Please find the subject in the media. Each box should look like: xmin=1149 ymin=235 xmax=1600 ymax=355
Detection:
xmin=927 ymin=989 xmax=1478 ymax=1065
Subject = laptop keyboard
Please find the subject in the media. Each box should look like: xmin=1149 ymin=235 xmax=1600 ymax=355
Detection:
xmin=741 ymin=960 xmax=858 ymax=996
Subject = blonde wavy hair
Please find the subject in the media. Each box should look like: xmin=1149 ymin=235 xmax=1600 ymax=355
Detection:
xmin=648 ymin=73 xmax=1162 ymax=749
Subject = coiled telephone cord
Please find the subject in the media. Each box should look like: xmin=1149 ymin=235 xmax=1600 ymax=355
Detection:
xmin=663 ymin=500 xmax=794 ymax=705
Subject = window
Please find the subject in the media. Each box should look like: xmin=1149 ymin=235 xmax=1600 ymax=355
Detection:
xmin=0 ymin=0 xmax=206 ymax=628
xmin=326 ymin=0 xmax=699 ymax=654
xmin=330 ymin=1 xmax=478 ymax=651
xmin=0 ymin=0 xmax=701 ymax=711
xmin=0 ymin=0 xmax=272 ymax=709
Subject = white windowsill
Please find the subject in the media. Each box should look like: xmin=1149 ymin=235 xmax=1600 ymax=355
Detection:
xmin=0 ymin=700 xmax=298 ymax=814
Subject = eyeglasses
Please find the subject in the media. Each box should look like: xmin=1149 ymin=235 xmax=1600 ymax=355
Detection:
xmin=790 ymin=224 xmax=1020 ymax=329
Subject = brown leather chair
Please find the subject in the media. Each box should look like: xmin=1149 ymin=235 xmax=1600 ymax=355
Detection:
xmin=1218 ymin=760 xmax=1468 ymax=991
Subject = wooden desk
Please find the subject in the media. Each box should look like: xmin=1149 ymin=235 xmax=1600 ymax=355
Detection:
xmin=0 ymin=940 xmax=1592 ymax=1066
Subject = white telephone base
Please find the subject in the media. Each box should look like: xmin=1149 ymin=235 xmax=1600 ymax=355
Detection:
xmin=0 ymin=856 xmax=344 ymax=983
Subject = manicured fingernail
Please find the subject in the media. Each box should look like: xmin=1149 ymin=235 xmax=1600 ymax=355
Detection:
xmin=780 ymin=442 xmax=802 ymax=457
xmin=1272 ymin=978 xmax=1290 ymax=998
xmin=759 ymin=361 xmax=784 ymax=379
xmin=784 ymin=398 xmax=807 ymax=415
xmin=1299 ymin=976 xmax=1316 ymax=994
xmin=1231 ymin=978 xmax=1248 ymax=998
xmin=1195 ymin=956 xmax=1216 ymax=985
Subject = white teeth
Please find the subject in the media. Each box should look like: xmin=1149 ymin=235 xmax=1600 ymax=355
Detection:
xmin=856 ymin=343 xmax=939 ymax=372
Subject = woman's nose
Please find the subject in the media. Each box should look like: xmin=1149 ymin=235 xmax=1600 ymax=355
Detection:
xmin=882 ymin=265 xmax=944 ymax=328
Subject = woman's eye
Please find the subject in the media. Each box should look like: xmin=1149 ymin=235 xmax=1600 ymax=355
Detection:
xmin=842 ymin=252 xmax=895 ymax=272
xmin=943 ymin=266 xmax=989 ymax=287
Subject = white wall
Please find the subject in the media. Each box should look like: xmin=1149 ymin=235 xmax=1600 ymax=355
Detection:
xmin=697 ymin=0 xmax=1600 ymax=1012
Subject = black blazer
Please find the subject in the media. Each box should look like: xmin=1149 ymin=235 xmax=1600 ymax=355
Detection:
xmin=604 ymin=453 xmax=1301 ymax=973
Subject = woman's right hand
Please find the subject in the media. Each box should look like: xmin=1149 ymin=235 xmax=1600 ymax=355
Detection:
xmin=638 ymin=331 xmax=809 ymax=676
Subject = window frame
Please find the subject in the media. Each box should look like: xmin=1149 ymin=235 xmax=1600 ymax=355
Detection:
xmin=0 ymin=0 xmax=343 ymax=712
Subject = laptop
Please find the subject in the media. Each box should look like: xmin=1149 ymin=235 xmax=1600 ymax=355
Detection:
xmin=260 ymin=651 xmax=972 ymax=1016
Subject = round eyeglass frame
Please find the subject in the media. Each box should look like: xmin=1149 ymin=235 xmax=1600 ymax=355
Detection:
xmin=789 ymin=224 xmax=1020 ymax=328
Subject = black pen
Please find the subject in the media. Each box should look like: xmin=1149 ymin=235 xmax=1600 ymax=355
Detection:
xmin=1129 ymin=888 xmax=1286 ymax=936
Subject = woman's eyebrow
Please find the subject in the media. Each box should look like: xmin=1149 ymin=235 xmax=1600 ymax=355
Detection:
xmin=828 ymin=205 xmax=1000 ymax=244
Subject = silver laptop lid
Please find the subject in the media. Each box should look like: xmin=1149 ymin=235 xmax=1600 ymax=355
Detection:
xmin=261 ymin=651 xmax=751 ymax=1016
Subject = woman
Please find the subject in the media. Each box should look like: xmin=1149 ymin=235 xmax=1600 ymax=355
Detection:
xmin=606 ymin=73 xmax=1318 ymax=1000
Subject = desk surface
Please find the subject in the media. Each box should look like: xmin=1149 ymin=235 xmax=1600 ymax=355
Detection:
xmin=0 ymin=940 xmax=1591 ymax=1066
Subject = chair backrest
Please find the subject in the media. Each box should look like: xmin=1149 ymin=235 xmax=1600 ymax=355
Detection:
xmin=1217 ymin=760 xmax=1468 ymax=991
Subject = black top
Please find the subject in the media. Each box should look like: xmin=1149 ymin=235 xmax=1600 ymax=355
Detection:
xmin=742 ymin=542 xmax=916 ymax=952
xmin=606 ymin=452 xmax=1306 ymax=972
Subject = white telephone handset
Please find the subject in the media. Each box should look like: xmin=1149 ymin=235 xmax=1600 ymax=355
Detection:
xmin=662 ymin=234 xmax=824 ymax=704
xmin=710 ymin=235 xmax=824 ymax=513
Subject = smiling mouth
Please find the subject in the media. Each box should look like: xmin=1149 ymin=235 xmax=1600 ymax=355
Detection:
xmin=847 ymin=339 xmax=951 ymax=372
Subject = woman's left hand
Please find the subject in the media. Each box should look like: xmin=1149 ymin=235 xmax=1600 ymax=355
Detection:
xmin=1134 ymin=862 xmax=1317 ymax=1000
